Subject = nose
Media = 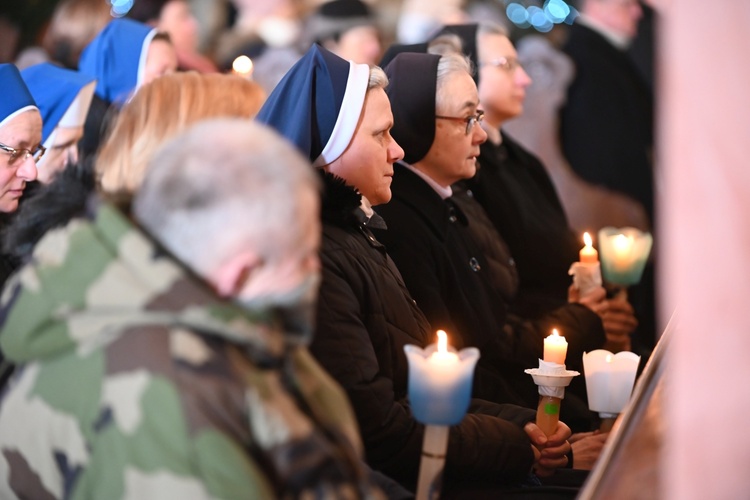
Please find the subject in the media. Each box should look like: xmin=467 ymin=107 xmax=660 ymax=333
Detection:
xmin=389 ymin=137 xmax=405 ymax=163
xmin=17 ymin=155 xmax=38 ymax=182
xmin=473 ymin=121 xmax=488 ymax=144
xmin=517 ymin=66 xmax=532 ymax=88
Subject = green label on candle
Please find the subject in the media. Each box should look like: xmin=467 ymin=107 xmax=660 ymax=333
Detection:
xmin=544 ymin=402 xmax=560 ymax=415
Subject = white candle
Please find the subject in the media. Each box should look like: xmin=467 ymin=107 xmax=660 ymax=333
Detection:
xmin=580 ymin=232 xmax=599 ymax=264
xmin=543 ymin=329 xmax=568 ymax=365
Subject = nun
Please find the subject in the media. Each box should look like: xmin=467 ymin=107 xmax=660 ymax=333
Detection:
xmin=256 ymin=45 xmax=547 ymax=493
xmin=0 ymin=64 xmax=41 ymax=214
xmin=78 ymin=18 xmax=177 ymax=157
xmin=21 ymin=63 xmax=96 ymax=184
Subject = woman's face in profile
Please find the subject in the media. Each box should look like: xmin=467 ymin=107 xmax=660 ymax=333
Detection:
xmin=142 ymin=39 xmax=178 ymax=85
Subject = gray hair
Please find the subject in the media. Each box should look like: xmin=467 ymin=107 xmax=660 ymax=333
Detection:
xmin=434 ymin=52 xmax=473 ymax=114
xmin=133 ymin=118 xmax=319 ymax=276
xmin=368 ymin=65 xmax=388 ymax=90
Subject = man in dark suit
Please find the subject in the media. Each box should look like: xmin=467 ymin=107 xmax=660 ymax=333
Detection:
xmin=560 ymin=0 xmax=653 ymax=222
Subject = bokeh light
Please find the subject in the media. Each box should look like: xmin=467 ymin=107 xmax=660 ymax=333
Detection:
xmin=504 ymin=0 xmax=578 ymax=33
xmin=110 ymin=0 xmax=133 ymax=17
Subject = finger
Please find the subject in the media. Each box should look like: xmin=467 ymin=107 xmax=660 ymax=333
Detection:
xmin=524 ymin=422 xmax=548 ymax=446
xmin=538 ymin=455 xmax=569 ymax=470
xmin=540 ymin=442 xmax=571 ymax=457
xmin=569 ymin=431 xmax=595 ymax=443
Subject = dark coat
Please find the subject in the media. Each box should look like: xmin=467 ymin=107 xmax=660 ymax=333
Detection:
xmin=560 ymin=22 xmax=654 ymax=220
xmin=469 ymin=133 xmax=581 ymax=318
xmin=375 ymin=164 xmax=527 ymax=405
xmin=374 ymin=166 xmax=604 ymax=419
xmin=310 ymin=171 xmax=536 ymax=488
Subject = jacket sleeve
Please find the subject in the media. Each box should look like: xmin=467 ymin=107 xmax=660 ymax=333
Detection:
xmin=311 ymin=246 xmax=535 ymax=487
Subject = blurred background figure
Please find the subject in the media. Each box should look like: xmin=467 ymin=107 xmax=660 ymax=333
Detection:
xmin=21 ymin=63 xmax=96 ymax=184
xmin=559 ymin=0 xmax=653 ymax=225
xmin=127 ymin=0 xmax=219 ymax=72
xmin=214 ymin=0 xmax=304 ymax=93
xmin=302 ymin=0 xmax=382 ymax=64
xmin=396 ymin=0 xmax=468 ymax=43
xmin=558 ymin=0 xmax=656 ymax=349
xmin=78 ymin=18 xmax=177 ymax=159
xmin=42 ymin=0 xmax=113 ymax=70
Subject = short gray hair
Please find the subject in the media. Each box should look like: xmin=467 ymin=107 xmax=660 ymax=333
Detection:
xmin=368 ymin=65 xmax=388 ymax=90
xmin=434 ymin=52 xmax=473 ymax=114
xmin=133 ymin=118 xmax=319 ymax=276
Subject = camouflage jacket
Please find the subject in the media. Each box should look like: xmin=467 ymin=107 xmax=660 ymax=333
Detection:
xmin=0 ymin=203 xmax=383 ymax=499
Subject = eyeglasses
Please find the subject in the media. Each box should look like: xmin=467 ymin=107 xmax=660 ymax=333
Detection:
xmin=0 ymin=141 xmax=46 ymax=165
xmin=435 ymin=109 xmax=485 ymax=135
xmin=480 ymin=57 xmax=524 ymax=73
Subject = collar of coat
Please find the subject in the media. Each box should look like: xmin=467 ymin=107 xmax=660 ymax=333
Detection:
xmin=318 ymin=169 xmax=387 ymax=231
xmin=379 ymin=163 xmax=468 ymax=241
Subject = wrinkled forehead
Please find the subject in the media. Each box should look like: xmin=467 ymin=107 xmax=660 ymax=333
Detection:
xmin=0 ymin=109 xmax=43 ymax=144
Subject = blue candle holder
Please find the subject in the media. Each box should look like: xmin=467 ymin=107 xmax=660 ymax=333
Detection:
xmin=404 ymin=343 xmax=480 ymax=426
xmin=597 ymin=227 xmax=653 ymax=286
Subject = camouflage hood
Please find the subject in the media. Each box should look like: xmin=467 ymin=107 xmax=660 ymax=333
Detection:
xmin=0 ymin=203 xmax=286 ymax=364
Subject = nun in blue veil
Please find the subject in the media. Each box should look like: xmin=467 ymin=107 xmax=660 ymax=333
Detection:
xmin=21 ymin=63 xmax=96 ymax=184
xmin=0 ymin=64 xmax=41 ymax=215
xmin=0 ymin=63 xmax=43 ymax=297
xmin=78 ymin=18 xmax=177 ymax=158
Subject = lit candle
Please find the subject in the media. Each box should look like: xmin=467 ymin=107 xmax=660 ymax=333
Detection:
xmin=403 ymin=331 xmax=480 ymax=426
xmin=404 ymin=332 xmax=480 ymax=500
xmin=232 ymin=55 xmax=254 ymax=79
xmin=543 ymin=329 xmax=568 ymax=365
xmin=430 ymin=330 xmax=459 ymax=366
xmin=580 ymin=232 xmax=599 ymax=264
xmin=611 ymin=233 xmax=635 ymax=271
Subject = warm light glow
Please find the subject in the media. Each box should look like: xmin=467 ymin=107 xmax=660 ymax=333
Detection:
xmin=583 ymin=232 xmax=593 ymax=247
xmin=232 ymin=55 xmax=254 ymax=75
xmin=552 ymin=328 xmax=560 ymax=337
xmin=613 ymin=234 xmax=634 ymax=253
xmin=606 ymin=354 xmax=612 ymax=363
xmin=437 ymin=330 xmax=448 ymax=353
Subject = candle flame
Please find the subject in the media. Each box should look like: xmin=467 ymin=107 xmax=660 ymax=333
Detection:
xmin=551 ymin=328 xmax=560 ymax=337
xmin=583 ymin=232 xmax=592 ymax=247
xmin=613 ymin=233 xmax=634 ymax=252
xmin=606 ymin=354 xmax=612 ymax=363
xmin=436 ymin=330 xmax=448 ymax=353
xmin=232 ymin=55 xmax=254 ymax=75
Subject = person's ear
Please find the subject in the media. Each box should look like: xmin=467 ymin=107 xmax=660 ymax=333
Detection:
xmin=211 ymin=250 xmax=262 ymax=298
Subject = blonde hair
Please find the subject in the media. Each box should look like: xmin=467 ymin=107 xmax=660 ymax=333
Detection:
xmin=96 ymin=72 xmax=266 ymax=194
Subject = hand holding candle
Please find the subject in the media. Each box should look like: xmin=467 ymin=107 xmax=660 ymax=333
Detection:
xmin=569 ymin=232 xmax=603 ymax=296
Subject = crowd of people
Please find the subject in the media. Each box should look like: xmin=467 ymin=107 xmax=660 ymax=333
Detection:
xmin=0 ymin=0 xmax=655 ymax=498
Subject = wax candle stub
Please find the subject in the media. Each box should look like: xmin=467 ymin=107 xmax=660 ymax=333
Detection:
xmin=580 ymin=232 xmax=599 ymax=264
xmin=543 ymin=329 xmax=568 ymax=365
